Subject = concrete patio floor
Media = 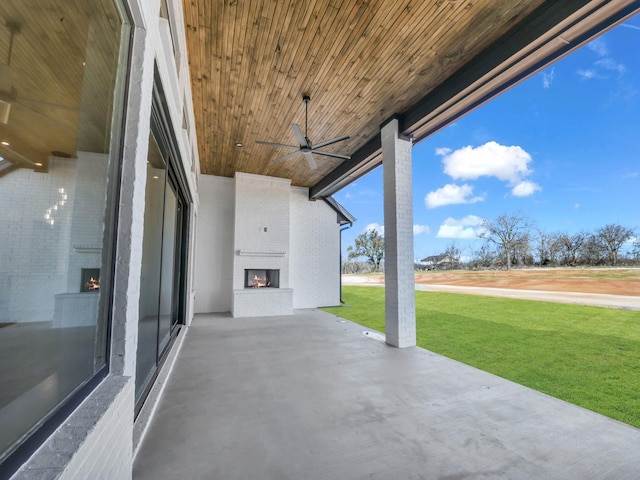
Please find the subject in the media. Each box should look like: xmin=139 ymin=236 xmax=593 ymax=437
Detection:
xmin=133 ymin=310 xmax=640 ymax=479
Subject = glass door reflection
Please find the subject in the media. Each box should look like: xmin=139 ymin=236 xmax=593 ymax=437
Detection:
xmin=135 ymin=132 xmax=185 ymax=404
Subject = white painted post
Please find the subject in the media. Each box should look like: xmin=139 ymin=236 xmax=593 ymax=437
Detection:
xmin=381 ymin=118 xmax=416 ymax=348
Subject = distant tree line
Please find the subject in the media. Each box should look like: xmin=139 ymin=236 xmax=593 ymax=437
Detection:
xmin=343 ymin=215 xmax=638 ymax=273
xmin=460 ymin=215 xmax=636 ymax=270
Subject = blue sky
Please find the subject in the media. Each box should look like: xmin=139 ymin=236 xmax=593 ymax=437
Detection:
xmin=335 ymin=19 xmax=640 ymax=261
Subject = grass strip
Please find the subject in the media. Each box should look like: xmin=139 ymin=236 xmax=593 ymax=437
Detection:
xmin=323 ymin=286 xmax=640 ymax=429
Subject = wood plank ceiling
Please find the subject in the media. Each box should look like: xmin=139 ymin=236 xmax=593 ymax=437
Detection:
xmin=182 ymin=0 xmax=639 ymax=193
xmin=0 ymin=0 xmax=122 ymax=173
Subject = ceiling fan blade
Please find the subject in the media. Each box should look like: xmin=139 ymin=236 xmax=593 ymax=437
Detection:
xmin=311 ymin=150 xmax=351 ymax=161
xmin=272 ymin=150 xmax=302 ymax=164
xmin=303 ymin=152 xmax=317 ymax=170
xmin=311 ymin=136 xmax=349 ymax=150
xmin=256 ymin=140 xmax=299 ymax=150
xmin=291 ymin=123 xmax=309 ymax=148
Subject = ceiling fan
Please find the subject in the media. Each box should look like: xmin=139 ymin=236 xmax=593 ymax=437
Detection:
xmin=256 ymin=94 xmax=350 ymax=170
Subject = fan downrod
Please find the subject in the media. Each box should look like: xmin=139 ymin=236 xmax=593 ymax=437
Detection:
xmin=302 ymin=94 xmax=311 ymax=139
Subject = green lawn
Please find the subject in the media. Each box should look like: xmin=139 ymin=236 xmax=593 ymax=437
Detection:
xmin=323 ymin=286 xmax=640 ymax=429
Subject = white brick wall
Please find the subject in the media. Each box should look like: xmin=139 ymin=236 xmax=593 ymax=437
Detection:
xmin=0 ymin=157 xmax=76 ymax=323
xmin=0 ymin=152 xmax=109 ymax=326
xmin=233 ymin=173 xmax=291 ymax=286
xmin=65 ymin=152 xmax=109 ymax=294
xmin=232 ymin=288 xmax=294 ymax=317
xmin=290 ymin=187 xmax=341 ymax=308
xmin=232 ymin=173 xmax=292 ymax=316
xmin=12 ymin=376 xmax=134 ymax=480
xmin=382 ymin=119 xmax=416 ymax=348
xmin=193 ymin=175 xmax=342 ymax=315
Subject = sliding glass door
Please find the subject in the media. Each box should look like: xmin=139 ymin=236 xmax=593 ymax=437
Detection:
xmin=135 ymin=130 xmax=186 ymax=405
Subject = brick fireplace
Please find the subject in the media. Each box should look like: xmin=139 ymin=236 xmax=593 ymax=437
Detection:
xmin=231 ymin=173 xmax=293 ymax=317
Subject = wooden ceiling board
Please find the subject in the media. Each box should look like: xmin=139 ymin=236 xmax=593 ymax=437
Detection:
xmin=184 ymin=0 xmax=553 ymax=187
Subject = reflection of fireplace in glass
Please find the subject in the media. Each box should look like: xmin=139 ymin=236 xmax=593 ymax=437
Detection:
xmin=244 ymin=269 xmax=279 ymax=288
xmin=81 ymin=268 xmax=101 ymax=292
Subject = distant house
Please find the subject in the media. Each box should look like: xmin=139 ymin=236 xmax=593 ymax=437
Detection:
xmin=418 ymin=254 xmax=456 ymax=270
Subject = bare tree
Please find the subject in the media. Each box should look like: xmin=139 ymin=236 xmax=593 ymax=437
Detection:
xmin=341 ymin=260 xmax=373 ymax=274
xmin=347 ymin=229 xmax=385 ymax=272
xmin=557 ymin=231 xmax=586 ymax=267
xmin=443 ymin=243 xmax=462 ymax=268
xmin=481 ymin=213 xmax=533 ymax=270
xmin=632 ymin=237 xmax=640 ymax=262
xmin=596 ymin=224 xmax=635 ymax=266
xmin=549 ymin=233 xmax=565 ymax=266
xmin=580 ymin=234 xmax=605 ymax=266
xmin=516 ymin=236 xmax=534 ymax=266
xmin=535 ymin=230 xmax=560 ymax=266
xmin=469 ymin=244 xmax=497 ymax=270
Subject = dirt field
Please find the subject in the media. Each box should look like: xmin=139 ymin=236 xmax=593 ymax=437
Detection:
xmin=345 ymin=268 xmax=640 ymax=296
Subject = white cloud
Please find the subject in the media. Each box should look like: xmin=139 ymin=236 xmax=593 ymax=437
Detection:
xmin=542 ymin=68 xmax=555 ymax=88
xmin=621 ymin=23 xmax=640 ymax=31
xmin=436 ymin=215 xmax=484 ymax=239
xmin=437 ymin=141 xmax=533 ymax=185
xmin=425 ymin=183 xmax=485 ymax=209
xmin=435 ymin=147 xmax=452 ymax=156
xmin=574 ymin=203 xmax=580 ymax=209
xmin=577 ymin=69 xmax=597 ymax=80
xmin=364 ymin=223 xmax=384 ymax=235
xmin=511 ymin=180 xmax=541 ymax=197
xmin=596 ymin=58 xmax=626 ymax=76
xmin=413 ymin=225 xmax=430 ymax=235
xmin=579 ymin=38 xmax=626 ymax=81
xmin=623 ymin=172 xmax=638 ymax=178
xmin=587 ymin=38 xmax=609 ymax=57
xmin=363 ymin=223 xmax=429 ymax=236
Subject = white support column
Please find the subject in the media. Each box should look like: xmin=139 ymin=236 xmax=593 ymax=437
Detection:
xmin=382 ymin=118 xmax=416 ymax=348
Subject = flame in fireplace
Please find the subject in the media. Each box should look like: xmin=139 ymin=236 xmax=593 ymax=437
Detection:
xmin=245 ymin=269 xmax=278 ymax=288
xmin=85 ymin=277 xmax=100 ymax=291
xmin=249 ymin=274 xmax=270 ymax=288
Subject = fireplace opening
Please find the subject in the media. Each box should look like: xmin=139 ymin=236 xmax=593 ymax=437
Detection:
xmin=81 ymin=268 xmax=100 ymax=292
xmin=244 ymin=269 xmax=279 ymax=288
